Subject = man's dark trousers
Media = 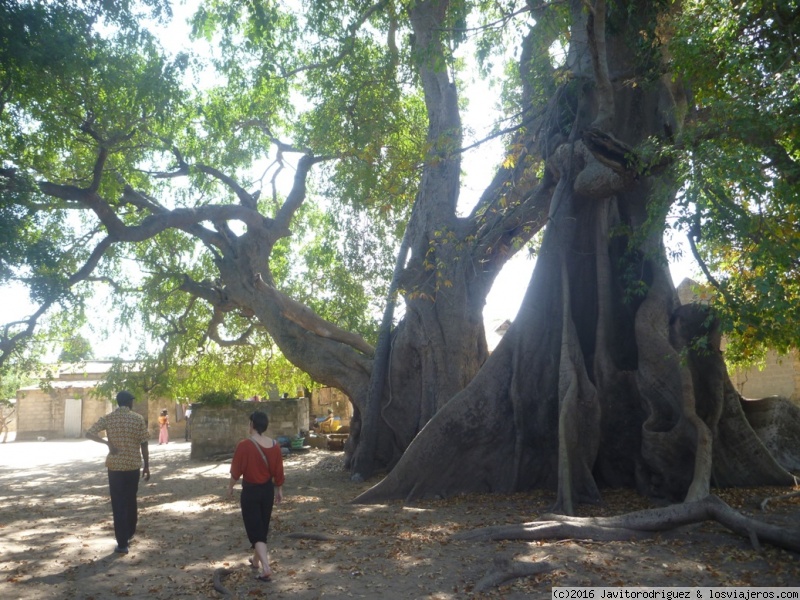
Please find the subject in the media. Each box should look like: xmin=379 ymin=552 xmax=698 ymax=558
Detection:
xmin=108 ymin=470 xmax=140 ymax=547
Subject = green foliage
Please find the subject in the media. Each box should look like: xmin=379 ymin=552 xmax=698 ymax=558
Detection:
xmin=195 ymin=389 xmax=238 ymax=407
xmin=58 ymin=334 xmax=93 ymax=362
xmin=3 ymin=0 xmax=797 ymax=404
xmin=669 ymin=0 xmax=800 ymax=365
xmin=0 ymin=0 xmax=190 ymax=370
xmin=0 ymin=367 xmax=34 ymax=400
xmin=278 ymin=204 xmax=386 ymax=344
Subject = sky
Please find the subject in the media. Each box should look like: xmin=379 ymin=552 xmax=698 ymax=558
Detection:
xmin=1 ymin=2 xmax=700 ymax=360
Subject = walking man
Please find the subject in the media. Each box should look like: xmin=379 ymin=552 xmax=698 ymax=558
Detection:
xmin=86 ymin=390 xmax=150 ymax=554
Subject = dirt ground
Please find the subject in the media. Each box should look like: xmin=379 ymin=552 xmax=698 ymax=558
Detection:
xmin=1 ymin=439 xmax=798 ymax=600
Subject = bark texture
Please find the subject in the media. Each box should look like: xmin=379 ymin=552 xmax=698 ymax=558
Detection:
xmin=23 ymin=0 xmax=798 ymax=517
xmin=353 ymin=0 xmax=799 ymax=510
xmin=347 ymin=0 xmax=553 ymax=475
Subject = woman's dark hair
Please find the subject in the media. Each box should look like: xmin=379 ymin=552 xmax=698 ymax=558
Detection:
xmin=250 ymin=411 xmax=269 ymax=434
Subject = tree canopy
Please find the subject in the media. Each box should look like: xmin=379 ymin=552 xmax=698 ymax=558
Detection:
xmin=1 ymin=0 xmax=799 ymax=515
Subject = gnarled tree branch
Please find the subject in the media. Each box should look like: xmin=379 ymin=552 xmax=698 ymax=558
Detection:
xmin=254 ymin=273 xmax=374 ymax=356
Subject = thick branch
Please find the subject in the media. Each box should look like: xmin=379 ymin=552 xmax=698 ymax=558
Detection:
xmin=206 ymin=308 xmax=256 ymax=347
xmin=179 ymin=276 xmax=234 ymax=310
xmin=38 ymin=180 xmax=279 ymax=245
xmin=254 ymin=274 xmax=374 ymax=356
xmin=586 ymin=0 xmax=614 ymax=129
xmin=196 ymin=164 xmax=258 ymax=209
xmin=89 ymin=147 xmax=109 ymax=193
xmin=274 ymin=153 xmax=327 ymax=229
xmin=121 ymin=184 xmax=164 ymax=213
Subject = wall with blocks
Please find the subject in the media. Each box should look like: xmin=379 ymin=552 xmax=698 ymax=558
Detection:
xmin=190 ymin=398 xmax=309 ymax=460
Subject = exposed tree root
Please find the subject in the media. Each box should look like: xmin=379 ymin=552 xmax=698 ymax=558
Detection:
xmin=760 ymin=489 xmax=800 ymax=512
xmin=474 ymin=555 xmax=557 ymax=593
xmin=454 ymin=495 xmax=800 ymax=553
xmin=207 ymin=453 xmax=234 ymax=463
xmin=212 ymin=567 xmax=234 ymax=597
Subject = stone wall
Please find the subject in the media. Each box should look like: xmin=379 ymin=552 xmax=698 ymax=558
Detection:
xmin=14 ymin=386 xmax=153 ymax=441
xmin=677 ymin=277 xmax=800 ymax=405
xmin=190 ymin=398 xmax=309 ymax=460
xmin=730 ymin=349 xmax=800 ymax=403
xmin=15 ymin=389 xmax=55 ymax=440
xmin=15 ymin=387 xmax=114 ymax=440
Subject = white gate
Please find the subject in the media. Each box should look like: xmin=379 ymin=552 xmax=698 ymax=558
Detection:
xmin=64 ymin=398 xmax=82 ymax=438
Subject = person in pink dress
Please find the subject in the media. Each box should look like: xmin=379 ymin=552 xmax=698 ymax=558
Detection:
xmin=158 ymin=409 xmax=170 ymax=445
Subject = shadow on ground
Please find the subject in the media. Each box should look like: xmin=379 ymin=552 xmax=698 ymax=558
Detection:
xmin=1 ymin=440 xmax=798 ymax=599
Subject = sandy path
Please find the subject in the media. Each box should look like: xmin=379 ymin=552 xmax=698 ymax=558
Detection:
xmin=1 ymin=439 xmax=798 ymax=599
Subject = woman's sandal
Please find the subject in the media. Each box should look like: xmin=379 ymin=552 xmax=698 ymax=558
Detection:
xmin=255 ymin=574 xmax=272 ymax=582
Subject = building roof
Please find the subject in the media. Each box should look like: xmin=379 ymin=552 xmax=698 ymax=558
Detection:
xmin=676 ymin=278 xmax=714 ymax=305
xmin=19 ymin=379 xmax=104 ymax=391
xmin=18 ymin=361 xmax=123 ymax=392
xmin=486 ymin=318 xmax=512 ymax=352
xmin=56 ymin=361 xmax=117 ymax=378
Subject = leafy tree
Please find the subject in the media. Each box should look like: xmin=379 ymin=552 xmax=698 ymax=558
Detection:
xmin=195 ymin=389 xmax=238 ymax=407
xmin=0 ymin=367 xmax=33 ymax=442
xmin=668 ymin=0 xmax=800 ymax=367
xmin=58 ymin=334 xmax=93 ymax=362
xmin=0 ymin=399 xmax=15 ymax=442
xmin=355 ymin=0 xmax=800 ymax=512
xmin=1 ymin=0 xmax=799 ymax=554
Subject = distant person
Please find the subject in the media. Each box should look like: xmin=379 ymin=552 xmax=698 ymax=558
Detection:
xmin=184 ymin=405 xmax=192 ymax=441
xmin=158 ymin=409 xmax=170 ymax=445
xmin=228 ymin=411 xmax=285 ymax=582
xmin=86 ymin=390 xmax=150 ymax=554
xmin=319 ymin=409 xmax=337 ymax=433
xmin=251 ymin=394 xmax=261 ymax=402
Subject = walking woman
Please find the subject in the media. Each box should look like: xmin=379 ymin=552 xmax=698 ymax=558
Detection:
xmin=228 ymin=411 xmax=285 ymax=582
xmin=158 ymin=409 xmax=170 ymax=444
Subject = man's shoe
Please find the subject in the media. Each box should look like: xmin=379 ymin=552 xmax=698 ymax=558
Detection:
xmin=114 ymin=545 xmax=129 ymax=554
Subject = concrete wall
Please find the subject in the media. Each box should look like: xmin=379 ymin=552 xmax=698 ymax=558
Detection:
xmin=15 ymin=387 xmax=112 ymax=441
xmin=677 ymin=278 xmax=800 ymax=405
xmin=14 ymin=385 xmax=161 ymax=441
xmin=730 ymin=349 xmax=800 ymax=402
xmin=190 ymin=398 xmax=309 ymax=460
xmin=84 ymin=394 xmax=114 ymax=433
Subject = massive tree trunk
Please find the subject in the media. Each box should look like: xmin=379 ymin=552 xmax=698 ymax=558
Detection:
xmin=354 ymin=0 xmax=798 ymax=510
xmin=349 ymin=0 xmax=551 ymax=476
xmin=24 ymin=0 xmax=798 ymax=512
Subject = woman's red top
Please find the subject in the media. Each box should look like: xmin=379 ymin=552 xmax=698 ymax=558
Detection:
xmin=230 ymin=438 xmax=285 ymax=486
